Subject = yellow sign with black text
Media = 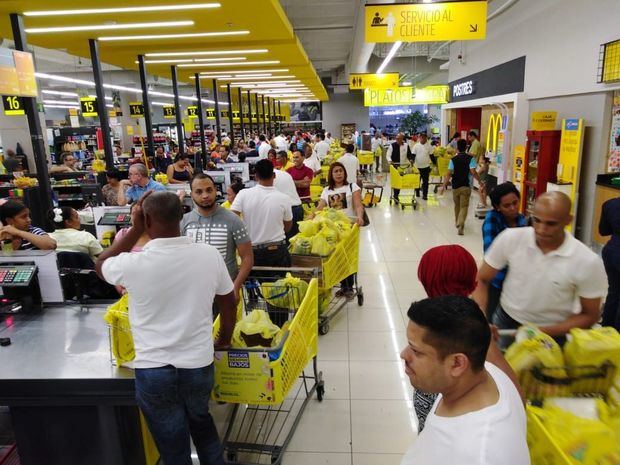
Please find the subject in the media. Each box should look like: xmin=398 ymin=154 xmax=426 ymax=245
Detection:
xmin=163 ymin=106 xmax=176 ymax=119
xmin=187 ymin=106 xmax=198 ymax=118
xmin=363 ymin=85 xmax=449 ymax=107
xmin=349 ymin=73 xmax=399 ymax=90
xmin=365 ymin=1 xmax=487 ymax=43
xmin=129 ymin=102 xmax=145 ymax=118
xmin=2 ymin=95 xmax=24 ymax=116
xmin=206 ymin=108 xmax=216 ymax=120
xmin=232 ymin=110 xmax=240 ymax=121
xmin=80 ymin=97 xmax=98 ymax=117
xmin=557 ymin=118 xmax=585 ymax=232
xmin=530 ymin=111 xmax=557 ymax=130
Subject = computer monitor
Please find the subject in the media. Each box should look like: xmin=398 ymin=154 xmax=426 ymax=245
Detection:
xmin=81 ymin=183 xmax=104 ymax=206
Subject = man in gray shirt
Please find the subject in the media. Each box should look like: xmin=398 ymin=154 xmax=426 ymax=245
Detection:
xmin=181 ymin=173 xmax=253 ymax=300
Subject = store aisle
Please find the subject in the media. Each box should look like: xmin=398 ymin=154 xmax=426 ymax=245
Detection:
xmin=211 ymin=191 xmax=485 ymax=465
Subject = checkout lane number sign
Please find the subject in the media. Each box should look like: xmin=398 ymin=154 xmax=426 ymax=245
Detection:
xmin=129 ymin=102 xmax=145 ymax=118
xmin=2 ymin=95 xmax=25 ymax=116
xmin=163 ymin=105 xmax=176 ymax=119
xmin=80 ymin=97 xmax=98 ymax=117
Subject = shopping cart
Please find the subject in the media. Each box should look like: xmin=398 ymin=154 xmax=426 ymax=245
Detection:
xmin=212 ymin=268 xmax=324 ymax=465
xmin=389 ymin=163 xmax=421 ymax=210
xmin=361 ymin=172 xmax=385 ymax=208
xmin=431 ymin=156 xmax=451 ymax=193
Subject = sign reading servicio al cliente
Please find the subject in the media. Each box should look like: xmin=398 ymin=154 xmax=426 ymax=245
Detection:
xmin=349 ymin=73 xmax=399 ymax=90
xmin=364 ymin=86 xmax=449 ymax=107
xmin=365 ymin=1 xmax=487 ymax=43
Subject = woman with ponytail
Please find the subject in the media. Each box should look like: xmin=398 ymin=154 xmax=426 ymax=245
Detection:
xmin=48 ymin=207 xmax=102 ymax=260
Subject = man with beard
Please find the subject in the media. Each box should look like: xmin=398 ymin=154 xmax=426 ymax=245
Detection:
xmin=181 ymin=173 xmax=253 ymax=301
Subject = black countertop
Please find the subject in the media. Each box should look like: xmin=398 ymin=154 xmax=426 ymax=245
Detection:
xmin=596 ymin=173 xmax=620 ymax=190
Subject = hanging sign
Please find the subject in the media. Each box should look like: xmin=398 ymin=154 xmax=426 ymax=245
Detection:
xmin=163 ymin=105 xmax=176 ymax=119
xmin=251 ymin=112 xmax=257 ymax=122
xmin=363 ymin=85 xmax=449 ymax=107
xmin=2 ymin=95 xmax=25 ymax=116
xmin=129 ymin=102 xmax=145 ymax=118
xmin=80 ymin=97 xmax=98 ymax=117
xmin=206 ymin=108 xmax=216 ymax=119
xmin=187 ymin=106 xmax=198 ymax=118
xmin=221 ymin=110 xmax=230 ymax=119
xmin=232 ymin=110 xmax=240 ymax=121
xmin=365 ymin=1 xmax=487 ymax=43
xmin=349 ymin=73 xmax=399 ymax=90
xmin=0 ymin=48 xmax=37 ymax=97
xmin=530 ymin=111 xmax=557 ymax=131
xmin=242 ymin=111 xmax=250 ymax=121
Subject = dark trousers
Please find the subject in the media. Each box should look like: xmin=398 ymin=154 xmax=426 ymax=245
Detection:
xmin=487 ymin=284 xmax=502 ymax=323
xmin=341 ymin=274 xmax=355 ymax=291
xmin=415 ymin=166 xmax=431 ymax=199
xmin=252 ymin=243 xmax=292 ymax=326
xmin=493 ymin=306 xmax=566 ymax=349
xmin=135 ymin=364 xmax=223 ymax=465
xmin=286 ymin=204 xmax=304 ymax=241
xmin=602 ymin=245 xmax=620 ymax=331
xmin=393 ymin=188 xmax=400 ymax=200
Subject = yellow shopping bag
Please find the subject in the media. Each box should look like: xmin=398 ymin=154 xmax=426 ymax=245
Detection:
xmin=103 ymin=294 xmax=135 ymax=366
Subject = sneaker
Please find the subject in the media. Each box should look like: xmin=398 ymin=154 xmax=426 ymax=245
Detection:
xmin=457 ymin=226 xmax=464 ymax=235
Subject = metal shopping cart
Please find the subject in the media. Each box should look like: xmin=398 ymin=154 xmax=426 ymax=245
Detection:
xmin=431 ymin=156 xmax=452 ymax=194
xmin=211 ymin=268 xmax=324 ymax=465
xmin=361 ymin=172 xmax=386 ymax=208
xmin=389 ymin=163 xmax=421 ymax=210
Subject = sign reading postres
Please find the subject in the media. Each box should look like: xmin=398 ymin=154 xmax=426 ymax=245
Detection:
xmin=365 ymin=1 xmax=487 ymax=43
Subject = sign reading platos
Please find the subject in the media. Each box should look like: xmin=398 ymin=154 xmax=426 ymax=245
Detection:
xmin=363 ymin=85 xmax=449 ymax=107
xmin=349 ymin=73 xmax=399 ymax=90
xmin=365 ymin=1 xmax=487 ymax=43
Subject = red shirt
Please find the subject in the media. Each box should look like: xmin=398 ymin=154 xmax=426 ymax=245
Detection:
xmin=287 ymin=165 xmax=314 ymax=198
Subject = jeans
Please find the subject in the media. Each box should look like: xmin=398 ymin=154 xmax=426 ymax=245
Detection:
xmin=286 ymin=205 xmax=304 ymax=241
xmin=253 ymin=243 xmax=291 ymax=268
xmin=452 ymin=186 xmax=471 ymax=228
xmin=340 ymin=274 xmax=355 ymax=291
xmin=415 ymin=166 xmax=431 ymax=199
xmin=486 ymin=284 xmax=502 ymax=323
xmin=135 ymin=364 xmax=224 ymax=465
xmin=493 ymin=306 xmax=566 ymax=348
xmin=602 ymin=244 xmax=620 ymax=330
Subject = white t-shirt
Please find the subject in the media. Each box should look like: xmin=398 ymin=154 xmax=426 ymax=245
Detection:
xmin=258 ymin=142 xmax=272 ymax=160
xmin=412 ymin=141 xmax=434 ymax=169
xmin=303 ymin=155 xmax=321 ymax=173
xmin=371 ymin=137 xmax=382 ymax=153
xmin=49 ymin=228 xmax=103 ymax=260
xmin=230 ymin=184 xmax=293 ymax=245
xmin=338 ymin=152 xmax=360 ymax=184
xmin=313 ymin=140 xmax=330 ymax=160
xmin=325 ymin=136 xmax=333 ymax=146
xmin=401 ymin=362 xmax=529 ymax=465
xmin=101 ymin=236 xmax=233 ymax=369
xmin=274 ymin=169 xmax=301 ymax=207
xmin=320 ymin=183 xmax=360 ymax=219
xmin=485 ymin=227 xmax=607 ymax=326
xmin=274 ymin=135 xmax=288 ymax=152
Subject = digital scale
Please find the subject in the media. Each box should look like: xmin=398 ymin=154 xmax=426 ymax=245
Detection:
xmin=0 ymin=262 xmax=41 ymax=314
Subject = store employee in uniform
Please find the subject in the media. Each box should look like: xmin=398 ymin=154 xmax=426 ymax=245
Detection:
xmin=386 ymin=133 xmax=413 ymax=203
xmin=231 ymin=159 xmax=293 ymax=267
xmin=181 ymin=173 xmax=253 ymax=301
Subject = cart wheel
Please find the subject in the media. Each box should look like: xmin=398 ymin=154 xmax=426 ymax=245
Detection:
xmin=434 ymin=186 xmax=438 ymax=193
xmin=317 ymin=382 xmax=325 ymax=401
xmin=227 ymin=452 xmax=237 ymax=462
xmin=319 ymin=323 xmax=330 ymax=335
xmin=413 ymin=204 xmax=417 ymax=210
xmin=271 ymin=453 xmax=279 ymax=464
xmin=357 ymin=291 xmax=364 ymax=307
xmin=389 ymin=199 xmax=393 ymax=205
xmin=401 ymin=204 xmax=405 ymax=210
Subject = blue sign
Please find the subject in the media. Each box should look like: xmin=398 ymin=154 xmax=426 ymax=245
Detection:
xmin=565 ymin=119 xmax=580 ymax=131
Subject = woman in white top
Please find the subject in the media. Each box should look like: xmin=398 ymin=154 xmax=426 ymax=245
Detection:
xmin=48 ymin=206 xmax=103 ymax=260
xmin=314 ymin=162 xmax=365 ymax=298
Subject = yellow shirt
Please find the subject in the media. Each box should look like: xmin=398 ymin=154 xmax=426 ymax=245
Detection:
xmin=221 ymin=200 xmax=231 ymax=209
xmin=279 ymin=161 xmax=294 ymax=171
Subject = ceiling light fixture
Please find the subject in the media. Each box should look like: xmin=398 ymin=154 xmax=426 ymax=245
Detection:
xmin=199 ymin=69 xmax=289 ymax=75
xmin=26 ymin=21 xmax=194 ymax=34
xmin=146 ymin=49 xmax=267 ymax=57
xmin=223 ymin=80 xmax=301 ymax=86
xmin=88 ymin=95 xmax=113 ymax=101
xmin=152 ymin=101 xmax=175 ymax=106
xmin=44 ymin=104 xmax=81 ymax=109
xmin=218 ymin=75 xmax=298 ymax=81
xmin=41 ymin=89 xmax=79 ymax=97
xmin=179 ymin=60 xmax=279 ymax=68
xmin=402 ymin=81 xmax=412 ymax=86
xmin=24 ymin=3 xmax=220 ymax=17
xmin=135 ymin=57 xmax=247 ymax=64
xmin=376 ymin=41 xmax=402 ymax=74
xmin=43 ymin=99 xmax=79 ymax=105
xmin=99 ymin=30 xmax=249 ymax=41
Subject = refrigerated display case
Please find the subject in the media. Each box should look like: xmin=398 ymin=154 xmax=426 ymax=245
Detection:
xmin=522 ymin=130 xmax=561 ymax=215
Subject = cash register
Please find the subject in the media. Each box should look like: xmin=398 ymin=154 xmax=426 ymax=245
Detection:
xmin=0 ymin=262 xmax=41 ymax=314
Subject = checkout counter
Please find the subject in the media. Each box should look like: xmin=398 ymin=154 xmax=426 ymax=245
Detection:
xmin=592 ymin=174 xmax=620 ymax=246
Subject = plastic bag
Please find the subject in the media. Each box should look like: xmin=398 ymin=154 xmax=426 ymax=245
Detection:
xmin=262 ymin=273 xmax=309 ymax=310
xmin=311 ymin=232 xmax=334 ymax=256
xmin=298 ymin=220 xmax=320 ymax=237
xmin=103 ymin=294 xmax=135 ymax=366
xmin=564 ymin=327 xmax=620 ymax=369
xmin=232 ymin=309 xmax=281 ymax=348
xmin=318 ymin=289 xmax=332 ymax=315
xmin=319 ymin=226 xmax=340 ymax=247
xmin=505 ymin=325 xmax=566 ymax=374
xmin=334 ymin=220 xmax=352 ymax=235
xmin=290 ymin=235 xmax=313 ymax=255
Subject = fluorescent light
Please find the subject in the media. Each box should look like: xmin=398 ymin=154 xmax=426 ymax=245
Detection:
xmin=135 ymin=57 xmax=247 ymax=64
xmin=42 ymin=89 xmax=79 ymax=97
xmin=106 ymin=104 xmax=114 ymax=108
xmin=402 ymin=81 xmax=412 ymax=86
xmin=200 ymin=69 xmax=289 ymax=75
xmin=377 ymin=41 xmax=402 ymax=74
xmin=146 ymin=49 xmax=267 ymax=57
xmin=189 ymin=75 xmax=233 ymax=80
xmin=179 ymin=60 xmax=279 ymax=68
xmin=88 ymin=95 xmax=113 ymax=101
xmin=99 ymin=30 xmax=249 ymax=41
xmin=224 ymin=80 xmax=301 ymax=86
xmin=24 ymin=3 xmax=220 ymax=17
xmin=152 ymin=101 xmax=175 ymax=106
xmin=279 ymin=99 xmax=318 ymax=103
xmin=43 ymin=99 xmax=79 ymax=105
xmin=219 ymin=75 xmax=298 ymax=81
xmin=44 ymin=104 xmax=80 ymax=109
xmin=26 ymin=21 xmax=194 ymax=34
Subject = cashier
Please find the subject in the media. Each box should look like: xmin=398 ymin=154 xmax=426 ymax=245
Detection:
xmin=50 ymin=152 xmax=79 ymax=173
xmin=117 ymin=163 xmax=166 ymax=206
xmin=0 ymin=199 xmax=56 ymax=250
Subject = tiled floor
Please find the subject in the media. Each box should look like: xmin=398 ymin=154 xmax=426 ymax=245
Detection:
xmin=212 ymin=189 xmax=485 ymax=465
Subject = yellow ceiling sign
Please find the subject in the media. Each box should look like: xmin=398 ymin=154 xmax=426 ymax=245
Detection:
xmin=530 ymin=111 xmax=557 ymax=131
xmin=365 ymin=1 xmax=487 ymax=43
xmin=364 ymin=86 xmax=449 ymax=107
xmin=349 ymin=73 xmax=399 ymax=90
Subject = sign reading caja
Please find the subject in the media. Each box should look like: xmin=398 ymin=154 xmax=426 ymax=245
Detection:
xmin=530 ymin=111 xmax=557 ymax=131
xmin=365 ymin=1 xmax=487 ymax=43
xmin=364 ymin=85 xmax=449 ymax=107
xmin=349 ymin=73 xmax=399 ymax=90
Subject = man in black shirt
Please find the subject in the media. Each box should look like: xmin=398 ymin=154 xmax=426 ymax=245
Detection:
xmin=441 ymin=139 xmax=482 ymax=235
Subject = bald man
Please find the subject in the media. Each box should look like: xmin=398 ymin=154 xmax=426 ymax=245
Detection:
xmin=472 ymin=192 xmax=606 ymax=345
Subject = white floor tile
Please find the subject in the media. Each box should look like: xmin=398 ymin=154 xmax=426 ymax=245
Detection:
xmin=350 ymin=361 xmax=412 ymax=400
xmin=348 ymin=331 xmax=406 ymax=362
xmin=352 ymin=453 xmax=404 ymax=465
xmin=347 ymin=306 xmax=405 ymax=332
xmin=283 ymin=452 xmax=352 ymax=465
xmin=318 ymin=328 xmax=349 ymax=361
xmin=287 ymin=399 xmax=352 ymax=453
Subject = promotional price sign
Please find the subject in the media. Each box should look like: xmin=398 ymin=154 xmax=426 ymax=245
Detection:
xmin=80 ymin=97 xmax=98 ymax=117
xmin=2 ymin=95 xmax=24 ymax=116
xmin=129 ymin=102 xmax=145 ymax=118
xmin=349 ymin=73 xmax=399 ymax=90
xmin=163 ymin=106 xmax=176 ymax=119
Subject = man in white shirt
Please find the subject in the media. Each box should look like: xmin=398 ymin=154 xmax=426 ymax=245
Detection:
xmin=96 ymin=191 xmax=236 ymax=465
xmin=473 ymin=191 xmax=606 ymax=346
xmin=324 ymin=132 xmax=333 ymax=147
xmin=386 ymin=134 xmax=413 ymax=203
xmin=257 ymin=134 xmax=272 ymax=160
xmin=274 ymin=132 xmax=288 ymax=152
xmin=338 ymin=143 xmax=360 ymax=185
xmin=274 ymin=168 xmax=303 ymax=239
xmin=371 ymin=132 xmax=383 ymax=172
xmin=231 ymin=159 xmax=293 ymax=268
xmin=412 ymin=133 xmax=434 ymax=200
xmin=302 ymin=143 xmax=322 ymax=175
xmin=400 ymin=295 xmax=529 ymax=465
xmin=313 ymin=133 xmax=330 ymax=161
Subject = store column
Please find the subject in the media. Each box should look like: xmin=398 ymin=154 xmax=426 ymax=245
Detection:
xmin=88 ymin=39 xmax=114 ymax=168
xmin=137 ymin=55 xmax=154 ymax=157
xmin=254 ymin=94 xmax=261 ymax=135
xmin=170 ymin=66 xmax=185 ymax=157
xmin=212 ymin=79 xmax=222 ymax=144
xmin=247 ymin=90 xmax=253 ymax=136
xmin=266 ymin=97 xmax=272 ymax=135
xmin=226 ymin=84 xmax=234 ymax=141
xmin=261 ymin=95 xmax=267 ymax=135
xmin=9 ymin=13 xmax=52 ymax=225
xmin=194 ymin=74 xmax=206 ymax=170
xmin=238 ymin=88 xmax=245 ymax=140
xmin=278 ymin=101 xmax=282 ymax=133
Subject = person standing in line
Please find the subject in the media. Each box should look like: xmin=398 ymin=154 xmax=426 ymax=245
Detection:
xmin=96 ymin=191 xmax=236 ymax=465
xmin=386 ymin=133 xmax=413 ymax=204
xmin=313 ymin=133 xmax=330 ymax=162
xmin=467 ymin=130 xmax=489 ymax=208
xmin=325 ymin=132 xmax=334 ymax=147
xmin=181 ymin=173 xmax=253 ymax=301
xmin=338 ymin=143 xmax=360 ymax=184
xmin=231 ymin=159 xmax=293 ymax=267
xmin=273 ymin=168 xmax=303 ymax=240
xmin=412 ymin=133 xmax=434 ymax=200
xmin=258 ymin=135 xmax=272 ymax=160
xmin=440 ymin=139 xmax=481 ymax=235
xmin=447 ymin=132 xmax=461 ymax=151
xmin=287 ymin=150 xmax=314 ymax=200
xmin=274 ymin=132 xmax=288 ymax=152
xmin=102 ymin=169 xmax=128 ymax=206
xmin=118 ymin=163 xmax=166 ymax=206
xmin=482 ymin=182 xmax=527 ymax=321
xmin=302 ymin=143 xmax=321 ymax=176
xmin=275 ymin=151 xmax=294 ymax=171
xmin=598 ymin=196 xmax=620 ymax=330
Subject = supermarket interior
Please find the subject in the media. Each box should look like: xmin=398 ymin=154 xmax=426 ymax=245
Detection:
xmin=1 ymin=0 xmax=620 ymax=464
